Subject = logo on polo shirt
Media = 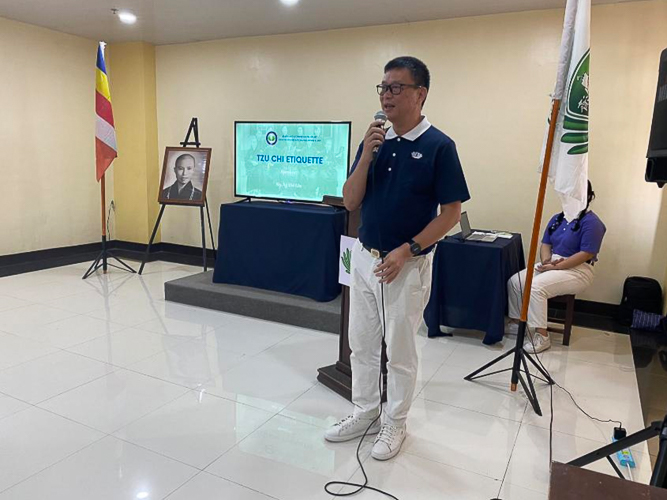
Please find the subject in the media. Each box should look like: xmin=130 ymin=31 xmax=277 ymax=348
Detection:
xmin=411 ymin=151 xmax=423 ymax=159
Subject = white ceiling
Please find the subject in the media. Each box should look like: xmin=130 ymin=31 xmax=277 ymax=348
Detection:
xmin=0 ymin=0 xmax=641 ymax=45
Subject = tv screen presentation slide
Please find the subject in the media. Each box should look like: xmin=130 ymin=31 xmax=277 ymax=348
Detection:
xmin=235 ymin=121 xmax=351 ymax=203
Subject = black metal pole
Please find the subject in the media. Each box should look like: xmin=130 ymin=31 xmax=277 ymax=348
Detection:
xmin=139 ymin=204 xmax=166 ymax=275
xmin=205 ymin=199 xmax=217 ymax=259
xmin=200 ymin=206 xmax=207 ymax=272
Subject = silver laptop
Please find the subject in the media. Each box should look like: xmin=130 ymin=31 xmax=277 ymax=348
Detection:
xmin=460 ymin=212 xmax=497 ymax=242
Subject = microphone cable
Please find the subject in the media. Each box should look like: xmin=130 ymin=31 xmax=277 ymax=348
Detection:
xmin=325 ymin=124 xmax=400 ymax=500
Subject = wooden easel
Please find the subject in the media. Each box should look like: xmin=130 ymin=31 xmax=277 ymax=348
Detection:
xmin=138 ymin=118 xmax=217 ymax=274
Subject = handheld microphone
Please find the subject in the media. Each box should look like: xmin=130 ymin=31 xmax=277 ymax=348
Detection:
xmin=372 ymin=110 xmax=387 ymax=166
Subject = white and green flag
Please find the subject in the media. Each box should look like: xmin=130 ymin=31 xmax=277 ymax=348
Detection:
xmin=541 ymin=0 xmax=591 ymax=221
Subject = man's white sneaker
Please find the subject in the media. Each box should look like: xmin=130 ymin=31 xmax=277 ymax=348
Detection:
xmin=523 ymin=332 xmax=551 ymax=354
xmin=324 ymin=414 xmax=380 ymax=443
xmin=371 ymin=424 xmax=406 ymax=461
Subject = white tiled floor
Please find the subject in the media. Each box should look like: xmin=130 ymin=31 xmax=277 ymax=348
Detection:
xmin=0 ymin=261 xmax=654 ymax=499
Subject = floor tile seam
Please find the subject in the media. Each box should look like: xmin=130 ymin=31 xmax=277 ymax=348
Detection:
xmin=51 ymin=325 xmax=133 ymax=350
xmin=110 ymin=432 xmax=211 ymax=472
xmin=0 ymin=309 xmax=83 ymax=332
xmin=24 ymin=365 xmax=121 ymax=406
xmin=120 ymin=362 xmax=199 ymax=391
xmin=0 ymin=345 xmax=68 ymax=373
xmin=13 ymin=287 xmax=96 ymax=304
xmin=131 ymin=319 xmax=216 ymax=338
xmin=200 ymin=468 xmax=284 ymax=500
xmin=0 ymin=390 xmax=39 ymax=419
xmin=0 ymin=301 xmax=39 ymax=314
xmin=519 ymin=420 xmax=619 ymax=448
xmin=161 ymin=470 xmax=281 ymax=500
xmin=275 ymin=384 xmax=319 ymax=421
xmin=496 ymin=419 xmax=525 ymax=498
xmin=198 ymin=388 xmax=284 ymax=416
xmin=398 ymin=448 xmax=504 ymax=482
xmin=416 ymin=395 xmax=527 ymax=424
xmin=56 ymin=345 xmax=156 ymax=371
xmin=0 ymin=431 xmax=109 ymax=495
xmin=199 ymin=410 xmax=330 ymax=474
xmin=199 ymin=334 xmax=270 ymax=357
xmin=535 ymin=376 xmax=642 ymax=405
xmin=546 ymin=353 xmax=637 ymax=372
xmin=550 ymin=354 xmax=635 ymax=371
xmin=233 ymin=331 xmax=304 ymax=359
xmin=90 ymin=381 xmax=193 ymax=435
xmin=35 ymin=367 xmax=191 ymax=422
xmin=415 ymin=347 xmax=457 ymax=394
xmin=0 ymin=281 xmax=73 ymax=300
xmin=63 ymin=332 xmax=198 ymax=369
xmin=415 ymin=395 xmax=528 ymax=425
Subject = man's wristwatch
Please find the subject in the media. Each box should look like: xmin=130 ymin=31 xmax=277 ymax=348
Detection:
xmin=408 ymin=239 xmax=422 ymax=256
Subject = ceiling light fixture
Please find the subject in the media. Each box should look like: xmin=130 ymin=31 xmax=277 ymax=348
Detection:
xmin=280 ymin=0 xmax=300 ymax=6
xmin=112 ymin=9 xmax=137 ymax=24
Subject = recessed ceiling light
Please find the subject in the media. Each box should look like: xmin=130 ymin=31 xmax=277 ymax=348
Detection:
xmin=114 ymin=9 xmax=137 ymax=24
xmin=280 ymin=0 xmax=299 ymax=6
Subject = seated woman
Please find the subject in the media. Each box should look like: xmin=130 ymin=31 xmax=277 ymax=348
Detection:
xmin=507 ymin=181 xmax=606 ymax=353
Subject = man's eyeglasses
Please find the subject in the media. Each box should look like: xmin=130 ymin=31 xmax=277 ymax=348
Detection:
xmin=376 ymin=83 xmax=422 ymax=96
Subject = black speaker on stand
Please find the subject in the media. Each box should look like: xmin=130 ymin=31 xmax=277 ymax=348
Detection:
xmin=646 ymin=48 xmax=667 ymax=187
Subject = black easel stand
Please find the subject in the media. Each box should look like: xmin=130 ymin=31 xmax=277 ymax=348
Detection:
xmin=83 ymin=234 xmax=137 ymax=279
xmin=138 ymin=117 xmax=216 ymax=275
xmin=464 ymin=321 xmax=554 ymax=416
xmin=568 ymin=415 xmax=667 ymax=488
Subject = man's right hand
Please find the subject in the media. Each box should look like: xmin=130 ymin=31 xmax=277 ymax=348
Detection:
xmin=360 ymin=120 xmax=387 ymax=164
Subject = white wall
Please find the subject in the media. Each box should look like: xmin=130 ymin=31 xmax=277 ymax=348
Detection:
xmin=0 ymin=17 xmax=108 ymax=255
xmin=155 ymin=1 xmax=667 ymax=304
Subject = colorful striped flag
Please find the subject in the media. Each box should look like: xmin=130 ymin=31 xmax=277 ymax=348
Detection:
xmin=95 ymin=42 xmax=117 ymax=181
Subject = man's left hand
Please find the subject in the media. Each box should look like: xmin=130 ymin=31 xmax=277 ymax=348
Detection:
xmin=374 ymin=244 xmax=411 ymax=284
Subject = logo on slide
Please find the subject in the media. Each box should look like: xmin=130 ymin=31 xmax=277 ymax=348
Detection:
xmin=266 ymin=131 xmax=278 ymax=146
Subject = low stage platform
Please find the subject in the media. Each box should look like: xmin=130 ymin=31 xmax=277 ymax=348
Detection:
xmin=164 ymin=271 xmax=341 ymax=334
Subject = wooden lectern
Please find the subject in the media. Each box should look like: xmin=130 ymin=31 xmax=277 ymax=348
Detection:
xmin=318 ymin=196 xmax=387 ymax=402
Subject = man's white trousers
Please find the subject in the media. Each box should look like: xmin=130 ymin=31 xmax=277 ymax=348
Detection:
xmin=349 ymin=239 xmax=433 ymax=427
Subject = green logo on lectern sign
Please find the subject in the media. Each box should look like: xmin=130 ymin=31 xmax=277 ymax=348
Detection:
xmin=561 ymin=49 xmax=590 ymax=155
xmin=342 ymin=248 xmax=351 ymax=275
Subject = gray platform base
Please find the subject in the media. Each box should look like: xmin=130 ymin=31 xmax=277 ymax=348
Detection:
xmin=164 ymin=271 xmax=341 ymax=334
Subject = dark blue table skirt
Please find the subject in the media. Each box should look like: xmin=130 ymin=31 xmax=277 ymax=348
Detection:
xmin=424 ymin=233 xmax=525 ymax=345
xmin=213 ymin=201 xmax=345 ymax=302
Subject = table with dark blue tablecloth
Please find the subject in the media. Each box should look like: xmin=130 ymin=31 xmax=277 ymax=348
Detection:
xmin=424 ymin=233 xmax=525 ymax=345
xmin=213 ymin=201 xmax=345 ymax=302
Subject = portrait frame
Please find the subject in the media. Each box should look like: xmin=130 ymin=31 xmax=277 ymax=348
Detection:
xmin=158 ymin=147 xmax=212 ymax=207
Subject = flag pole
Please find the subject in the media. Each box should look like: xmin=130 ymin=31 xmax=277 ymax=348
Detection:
xmin=464 ymin=102 xmax=558 ymax=416
xmin=100 ymin=174 xmax=107 ymax=273
xmin=510 ymin=98 xmax=561 ymax=392
xmin=83 ymin=41 xmax=136 ymax=279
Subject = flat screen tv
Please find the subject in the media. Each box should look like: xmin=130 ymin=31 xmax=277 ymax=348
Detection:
xmin=234 ymin=121 xmax=351 ymax=203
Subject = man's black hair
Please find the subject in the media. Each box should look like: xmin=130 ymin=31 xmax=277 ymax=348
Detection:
xmin=384 ymin=56 xmax=430 ymax=106
xmin=384 ymin=56 xmax=430 ymax=89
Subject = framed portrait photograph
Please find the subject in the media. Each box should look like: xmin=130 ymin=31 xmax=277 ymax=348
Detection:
xmin=158 ymin=147 xmax=212 ymax=206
